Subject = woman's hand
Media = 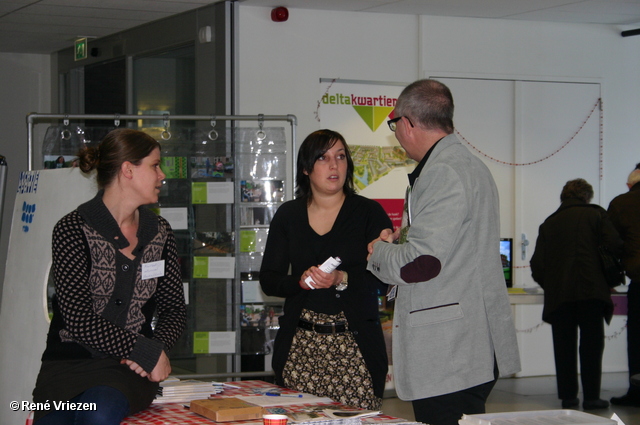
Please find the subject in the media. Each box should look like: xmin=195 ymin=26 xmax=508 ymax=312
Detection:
xmin=300 ymin=267 xmax=341 ymax=290
xmin=148 ymin=350 xmax=172 ymax=382
xmin=121 ymin=358 xmax=148 ymax=378
xmin=121 ymin=350 xmax=172 ymax=382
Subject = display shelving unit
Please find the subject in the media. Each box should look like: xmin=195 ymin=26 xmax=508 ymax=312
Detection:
xmin=27 ymin=113 xmax=296 ymax=378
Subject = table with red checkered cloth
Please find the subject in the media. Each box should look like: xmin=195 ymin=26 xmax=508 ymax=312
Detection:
xmin=121 ymin=380 xmax=402 ymax=425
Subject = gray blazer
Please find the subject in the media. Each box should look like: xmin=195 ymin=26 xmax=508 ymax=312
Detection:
xmin=367 ymin=134 xmax=521 ymax=401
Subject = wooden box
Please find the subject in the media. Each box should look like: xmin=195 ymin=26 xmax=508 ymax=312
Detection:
xmin=190 ymin=397 xmax=264 ymax=422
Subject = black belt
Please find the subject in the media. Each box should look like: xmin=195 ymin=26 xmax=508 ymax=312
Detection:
xmin=298 ymin=319 xmax=348 ymax=334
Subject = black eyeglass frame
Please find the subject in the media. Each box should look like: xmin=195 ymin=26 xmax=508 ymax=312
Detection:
xmin=387 ymin=116 xmax=414 ymax=132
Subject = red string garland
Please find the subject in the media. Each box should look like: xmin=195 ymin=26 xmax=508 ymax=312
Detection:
xmin=456 ymin=98 xmax=602 ymax=170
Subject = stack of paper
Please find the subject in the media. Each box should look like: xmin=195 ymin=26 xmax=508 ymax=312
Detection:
xmin=236 ymin=393 xmax=334 ymax=407
xmin=458 ymin=410 xmax=616 ymax=425
xmin=266 ymin=405 xmax=382 ymax=425
xmin=153 ymin=379 xmax=224 ymax=404
xmin=321 ymin=409 xmax=381 ymax=419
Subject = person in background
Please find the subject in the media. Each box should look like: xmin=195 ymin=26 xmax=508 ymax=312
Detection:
xmin=260 ymin=129 xmax=390 ymax=410
xmin=32 ymin=128 xmax=187 ymax=424
xmin=366 ymin=79 xmax=521 ymax=425
xmin=608 ymin=165 xmax=640 ymax=407
xmin=531 ymin=178 xmax=622 ymax=410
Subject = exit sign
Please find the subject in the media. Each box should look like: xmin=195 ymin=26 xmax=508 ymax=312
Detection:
xmin=74 ymin=38 xmax=87 ymax=61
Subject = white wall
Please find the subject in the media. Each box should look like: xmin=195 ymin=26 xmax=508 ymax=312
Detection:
xmin=0 ymin=53 xmax=51 ymax=306
xmin=237 ymin=7 xmax=420 ymax=140
xmin=418 ymin=15 xmax=640 ymax=205
xmin=238 ymin=7 xmax=640 ymax=206
xmin=236 ymin=6 xmax=640 ymax=376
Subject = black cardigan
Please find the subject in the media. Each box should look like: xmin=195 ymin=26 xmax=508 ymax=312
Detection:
xmin=260 ymin=194 xmax=391 ymax=397
xmin=33 ymin=192 xmax=186 ymax=419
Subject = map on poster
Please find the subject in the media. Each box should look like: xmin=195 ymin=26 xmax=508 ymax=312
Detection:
xmin=350 ymin=145 xmax=414 ymax=191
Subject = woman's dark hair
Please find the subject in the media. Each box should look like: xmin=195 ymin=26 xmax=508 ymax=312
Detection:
xmin=76 ymin=128 xmax=161 ymax=189
xmin=295 ymin=129 xmax=356 ymax=201
xmin=560 ymin=178 xmax=594 ymax=203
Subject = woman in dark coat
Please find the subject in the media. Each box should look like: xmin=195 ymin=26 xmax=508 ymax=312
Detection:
xmin=531 ymin=178 xmax=623 ymax=411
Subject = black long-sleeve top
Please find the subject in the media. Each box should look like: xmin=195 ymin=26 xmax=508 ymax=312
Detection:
xmin=260 ymin=194 xmax=391 ymax=397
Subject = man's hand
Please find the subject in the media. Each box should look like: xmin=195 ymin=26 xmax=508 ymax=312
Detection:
xmin=367 ymin=228 xmax=398 ymax=260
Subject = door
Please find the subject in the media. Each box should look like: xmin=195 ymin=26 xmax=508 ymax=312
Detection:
xmin=434 ymin=76 xmax=601 ymax=288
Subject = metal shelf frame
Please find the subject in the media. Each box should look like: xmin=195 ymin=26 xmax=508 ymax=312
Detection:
xmin=26 ymin=112 xmax=296 ymax=377
xmin=27 ymin=113 xmax=297 ymax=173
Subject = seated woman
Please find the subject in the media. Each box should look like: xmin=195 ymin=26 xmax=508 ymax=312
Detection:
xmin=32 ymin=128 xmax=186 ymax=424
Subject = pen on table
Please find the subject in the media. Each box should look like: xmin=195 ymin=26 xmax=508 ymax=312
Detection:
xmin=222 ymin=383 xmax=241 ymax=389
xmin=265 ymin=392 xmax=303 ymax=397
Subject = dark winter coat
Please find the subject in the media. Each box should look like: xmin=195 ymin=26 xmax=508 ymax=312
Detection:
xmin=530 ymin=198 xmax=623 ymax=324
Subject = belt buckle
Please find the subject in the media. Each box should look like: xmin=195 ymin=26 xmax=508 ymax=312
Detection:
xmin=312 ymin=322 xmax=337 ymax=334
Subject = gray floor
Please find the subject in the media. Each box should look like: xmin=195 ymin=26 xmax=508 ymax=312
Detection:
xmin=380 ymin=372 xmax=638 ymax=424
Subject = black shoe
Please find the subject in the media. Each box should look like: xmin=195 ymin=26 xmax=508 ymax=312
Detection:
xmin=583 ymin=399 xmax=610 ymax=410
xmin=561 ymin=398 xmax=579 ymax=408
xmin=610 ymin=394 xmax=640 ymax=407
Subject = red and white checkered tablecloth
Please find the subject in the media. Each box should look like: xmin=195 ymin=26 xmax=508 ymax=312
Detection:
xmin=123 ymin=403 xmax=235 ymax=424
xmin=121 ymin=380 xmax=403 ymax=425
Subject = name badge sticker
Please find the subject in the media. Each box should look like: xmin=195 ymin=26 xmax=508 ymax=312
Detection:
xmin=142 ymin=260 xmax=165 ymax=280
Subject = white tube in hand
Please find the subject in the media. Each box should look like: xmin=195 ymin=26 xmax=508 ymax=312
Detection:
xmin=304 ymin=256 xmax=342 ymax=289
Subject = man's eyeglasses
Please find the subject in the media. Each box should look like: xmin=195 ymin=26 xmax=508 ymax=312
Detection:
xmin=387 ymin=116 xmax=414 ymax=132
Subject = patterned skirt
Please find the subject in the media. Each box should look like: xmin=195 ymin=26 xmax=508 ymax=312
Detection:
xmin=282 ymin=309 xmax=382 ymax=410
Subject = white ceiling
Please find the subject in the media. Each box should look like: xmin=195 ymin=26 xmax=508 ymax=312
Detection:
xmin=2 ymin=0 xmax=640 ymax=54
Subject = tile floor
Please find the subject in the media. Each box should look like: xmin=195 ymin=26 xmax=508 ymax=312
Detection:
xmin=380 ymin=372 xmax=639 ymax=424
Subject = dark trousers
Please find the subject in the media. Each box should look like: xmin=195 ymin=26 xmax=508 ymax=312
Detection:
xmin=411 ymin=364 xmax=497 ymax=425
xmin=627 ymin=282 xmax=640 ymax=396
xmin=34 ymin=385 xmax=130 ymax=424
xmin=550 ymin=299 xmax=606 ymax=401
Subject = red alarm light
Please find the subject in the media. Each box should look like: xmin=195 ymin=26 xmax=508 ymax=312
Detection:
xmin=271 ymin=7 xmax=289 ymax=22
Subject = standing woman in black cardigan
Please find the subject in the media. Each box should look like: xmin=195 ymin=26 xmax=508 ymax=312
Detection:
xmin=260 ymin=129 xmax=391 ymax=409
xmin=32 ymin=129 xmax=186 ymax=424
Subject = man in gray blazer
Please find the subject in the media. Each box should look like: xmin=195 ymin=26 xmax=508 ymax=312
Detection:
xmin=367 ymin=79 xmax=521 ymax=425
